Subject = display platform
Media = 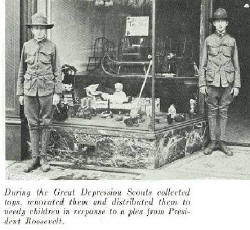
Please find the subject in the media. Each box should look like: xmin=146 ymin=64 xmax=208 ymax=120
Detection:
xmin=47 ymin=118 xmax=207 ymax=169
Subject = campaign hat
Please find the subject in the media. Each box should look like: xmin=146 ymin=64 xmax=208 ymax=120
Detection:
xmin=209 ymin=8 xmax=231 ymax=22
xmin=26 ymin=13 xmax=54 ymax=29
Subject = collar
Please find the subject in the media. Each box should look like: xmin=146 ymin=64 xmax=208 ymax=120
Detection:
xmin=33 ymin=37 xmax=47 ymax=44
xmin=215 ymin=31 xmax=227 ymax=38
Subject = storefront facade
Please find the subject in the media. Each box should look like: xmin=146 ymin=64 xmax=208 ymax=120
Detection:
xmin=6 ymin=0 xmax=214 ymax=168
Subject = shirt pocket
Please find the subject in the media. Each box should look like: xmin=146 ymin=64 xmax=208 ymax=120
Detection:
xmin=208 ymin=46 xmax=219 ymax=56
xmin=222 ymin=45 xmax=233 ymax=57
xmin=224 ymin=66 xmax=235 ymax=83
xmin=39 ymin=50 xmax=52 ymax=64
xmin=24 ymin=74 xmax=32 ymax=90
xmin=206 ymin=69 xmax=214 ymax=82
xmin=44 ymin=75 xmax=55 ymax=90
xmin=25 ymin=52 xmax=36 ymax=65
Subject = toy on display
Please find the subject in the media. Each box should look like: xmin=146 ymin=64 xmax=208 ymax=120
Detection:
xmin=174 ymin=113 xmax=186 ymax=122
xmin=166 ymin=104 xmax=187 ymax=123
xmin=167 ymin=114 xmax=174 ymax=124
xmin=102 ymin=83 xmax=128 ymax=104
xmin=115 ymin=112 xmax=124 ymax=121
xmin=61 ymin=64 xmax=77 ymax=85
xmin=73 ymin=85 xmax=101 ymax=119
xmin=53 ymin=101 xmax=69 ymax=122
xmin=85 ymin=84 xmax=102 ymax=98
xmin=168 ymin=104 xmax=176 ymax=119
xmin=75 ymin=97 xmax=96 ymax=119
xmin=124 ymin=113 xmax=145 ymax=127
xmin=62 ymin=83 xmax=74 ymax=106
xmin=62 ymin=83 xmax=73 ymax=91
xmin=110 ymin=83 xmax=128 ymax=103
xmin=100 ymin=99 xmax=113 ymax=118
xmin=189 ymin=98 xmax=197 ymax=117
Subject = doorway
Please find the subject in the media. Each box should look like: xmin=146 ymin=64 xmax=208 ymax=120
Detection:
xmin=213 ymin=0 xmax=250 ymax=145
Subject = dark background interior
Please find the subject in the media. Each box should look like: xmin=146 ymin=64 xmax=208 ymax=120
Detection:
xmin=215 ymin=0 xmax=250 ymax=144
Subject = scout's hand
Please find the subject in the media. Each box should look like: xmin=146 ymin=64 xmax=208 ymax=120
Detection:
xmin=53 ymin=94 xmax=60 ymax=105
xmin=199 ymin=86 xmax=208 ymax=95
xmin=19 ymin=96 xmax=24 ymax=105
xmin=230 ymin=87 xmax=239 ymax=97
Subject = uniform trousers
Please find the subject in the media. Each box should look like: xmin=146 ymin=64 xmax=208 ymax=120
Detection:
xmin=24 ymin=94 xmax=53 ymax=158
xmin=205 ymin=86 xmax=234 ymax=141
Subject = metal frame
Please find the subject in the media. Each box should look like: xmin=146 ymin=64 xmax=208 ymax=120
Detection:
xmin=151 ymin=0 xmax=156 ymax=131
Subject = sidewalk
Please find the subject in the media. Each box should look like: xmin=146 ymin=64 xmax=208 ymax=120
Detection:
xmin=143 ymin=146 xmax=250 ymax=180
xmin=5 ymin=146 xmax=250 ymax=180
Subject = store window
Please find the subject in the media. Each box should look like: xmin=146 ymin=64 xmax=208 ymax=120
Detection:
xmin=154 ymin=0 xmax=201 ymax=130
xmin=41 ymin=0 xmax=201 ymax=131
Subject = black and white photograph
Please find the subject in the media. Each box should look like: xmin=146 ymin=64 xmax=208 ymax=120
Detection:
xmin=5 ymin=0 xmax=250 ymax=180
xmin=2 ymin=0 xmax=250 ymax=229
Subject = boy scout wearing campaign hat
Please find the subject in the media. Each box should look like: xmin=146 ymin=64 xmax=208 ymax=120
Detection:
xmin=199 ymin=8 xmax=241 ymax=156
xmin=17 ymin=13 xmax=62 ymax=172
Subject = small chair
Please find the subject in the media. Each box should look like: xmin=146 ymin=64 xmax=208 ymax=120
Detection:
xmin=116 ymin=36 xmax=151 ymax=74
xmin=163 ymin=37 xmax=194 ymax=76
xmin=87 ymin=37 xmax=114 ymax=71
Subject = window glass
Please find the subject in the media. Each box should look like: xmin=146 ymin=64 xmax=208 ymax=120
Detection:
xmin=50 ymin=0 xmax=154 ymax=131
xmin=47 ymin=0 xmax=201 ymax=131
xmin=154 ymin=0 xmax=201 ymax=130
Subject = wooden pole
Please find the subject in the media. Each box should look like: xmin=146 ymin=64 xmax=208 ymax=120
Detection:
xmin=47 ymin=0 xmax=52 ymax=39
xmin=199 ymin=0 xmax=208 ymax=77
xmin=32 ymin=0 xmax=37 ymax=14
xmin=199 ymin=0 xmax=213 ymax=115
xmin=151 ymin=0 xmax=156 ymax=131
xmin=208 ymin=0 xmax=214 ymax=34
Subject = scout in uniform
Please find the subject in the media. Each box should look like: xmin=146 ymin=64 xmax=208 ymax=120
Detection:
xmin=17 ymin=13 xmax=62 ymax=172
xmin=199 ymin=8 xmax=241 ymax=156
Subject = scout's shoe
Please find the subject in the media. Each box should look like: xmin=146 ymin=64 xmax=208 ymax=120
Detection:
xmin=23 ymin=157 xmax=40 ymax=173
xmin=40 ymin=155 xmax=51 ymax=172
xmin=218 ymin=141 xmax=233 ymax=156
xmin=204 ymin=140 xmax=217 ymax=155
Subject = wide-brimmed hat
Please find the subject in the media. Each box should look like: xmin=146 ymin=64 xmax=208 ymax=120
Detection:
xmin=26 ymin=13 xmax=54 ymax=29
xmin=209 ymin=8 xmax=231 ymax=22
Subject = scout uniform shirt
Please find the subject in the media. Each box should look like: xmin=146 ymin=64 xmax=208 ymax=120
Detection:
xmin=199 ymin=32 xmax=241 ymax=88
xmin=17 ymin=38 xmax=62 ymax=96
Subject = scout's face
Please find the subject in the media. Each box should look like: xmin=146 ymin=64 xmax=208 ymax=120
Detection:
xmin=31 ymin=26 xmax=47 ymax=41
xmin=213 ymin=19 xmax=228 ymax=33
